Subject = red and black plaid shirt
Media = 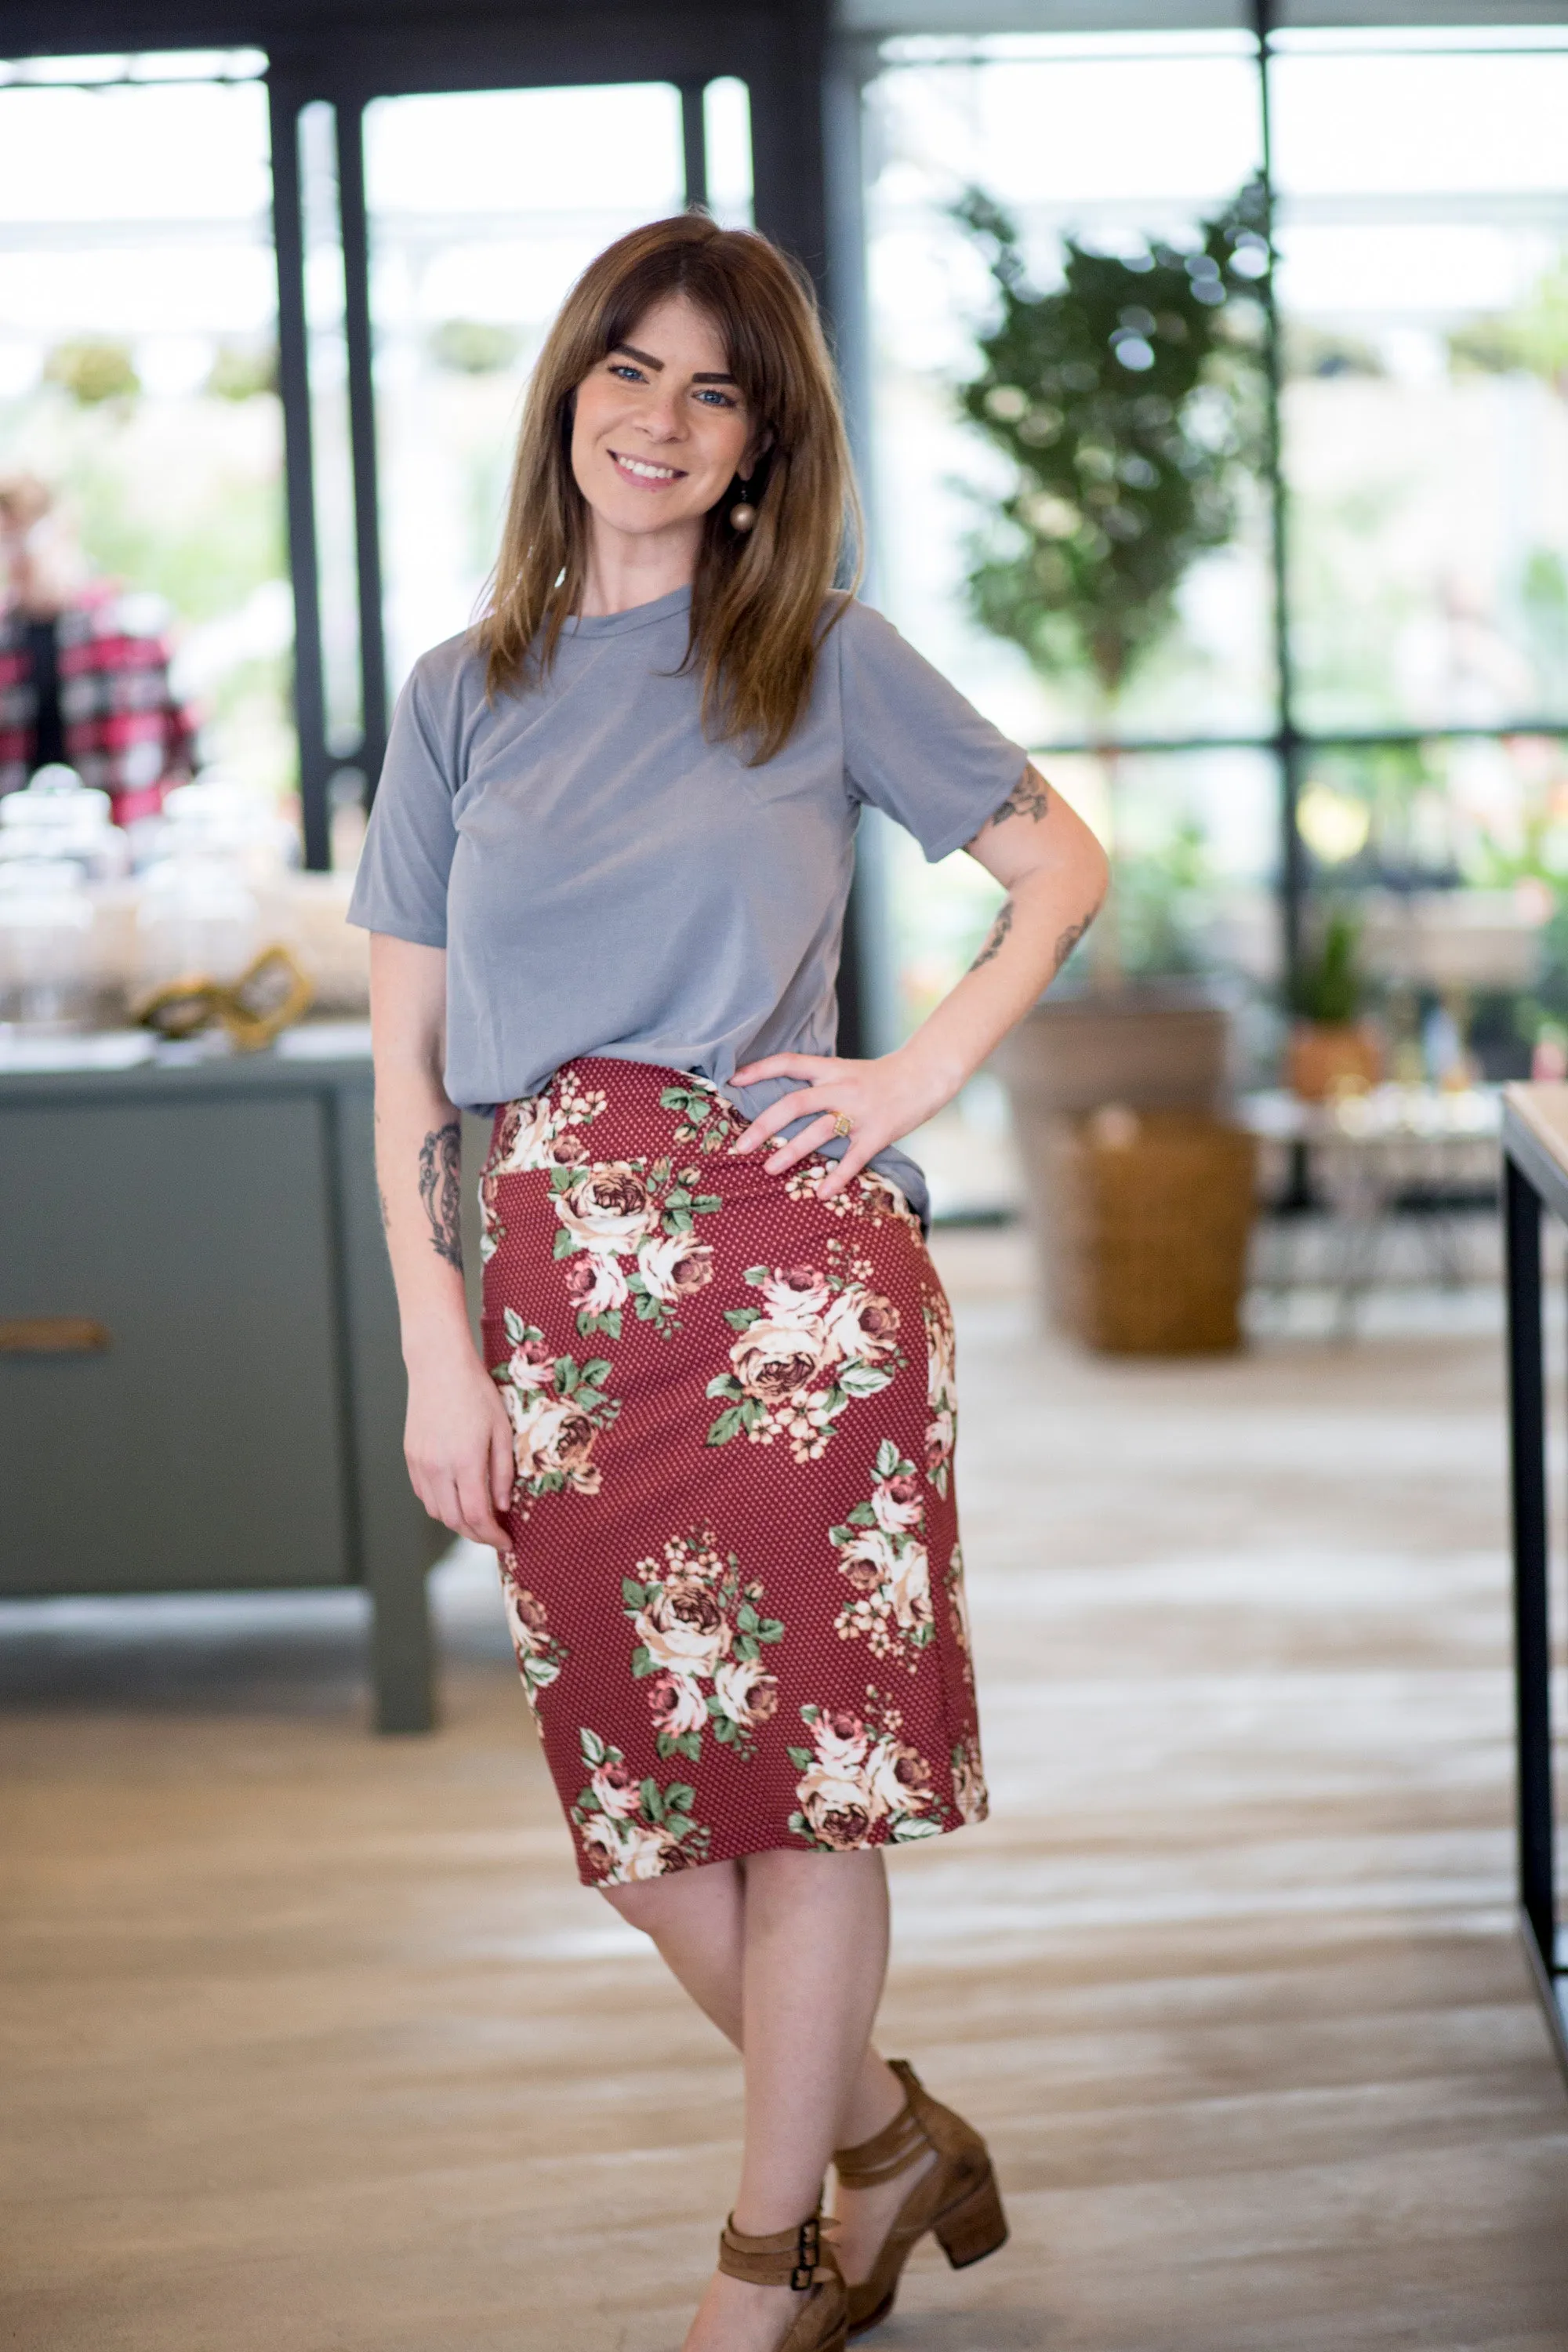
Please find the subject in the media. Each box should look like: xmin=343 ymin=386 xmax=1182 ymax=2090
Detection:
xmin=0 ymin=583 xmax=197 ymax=822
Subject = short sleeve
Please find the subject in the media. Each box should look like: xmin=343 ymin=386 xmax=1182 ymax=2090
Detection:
xmin=836 ymin=600 xmax=1027 ymax=862
xmin=347 ymin=648 xmax=466 ymax=945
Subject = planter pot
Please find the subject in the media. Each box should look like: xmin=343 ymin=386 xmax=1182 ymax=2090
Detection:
xmin=1286 ymin=1019 xmax=1381 ymax=1102
xmin=994 ymin=996 xmax=1233 ymax=1331
xmin=994 ymin=993 xmax=1229 ymax=1123
xmin=1044 ymin=1108 xmax=1257 ymax=1355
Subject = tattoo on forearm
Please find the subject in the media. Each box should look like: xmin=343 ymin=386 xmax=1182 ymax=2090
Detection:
xmin=416 ymin=1120 xmax=463 ymax=1270
xmin=984 ymin=762 xmax=1050 ymax=830
xmin=971 ymin=900 xmax=1014 ymax=971
xmin=1053 ymin=905 xmax=1101 ymax=975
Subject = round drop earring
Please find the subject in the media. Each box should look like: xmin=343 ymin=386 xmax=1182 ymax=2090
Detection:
xmin=728 ymin=477 xmax=757 ymax=532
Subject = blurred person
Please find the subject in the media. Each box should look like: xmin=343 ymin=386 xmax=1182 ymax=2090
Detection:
xmin=353 ymin=216 xmax=1106 ymax=2352
xmin=0 ymin=471 xmax=195 ymax=819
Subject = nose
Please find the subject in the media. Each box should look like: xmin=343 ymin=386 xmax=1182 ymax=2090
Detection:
xmin=637 ymin=386 xmax=686 ymax=443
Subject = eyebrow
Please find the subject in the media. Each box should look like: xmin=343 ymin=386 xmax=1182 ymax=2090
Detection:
xmin=612 ymin=341 xmax=737 ymax=386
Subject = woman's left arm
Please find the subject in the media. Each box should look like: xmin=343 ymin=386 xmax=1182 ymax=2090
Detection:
xmin=731 ymin=761 xmax=1109 ymax=1196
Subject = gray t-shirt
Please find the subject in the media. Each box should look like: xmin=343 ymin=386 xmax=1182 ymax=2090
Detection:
xmin=348 ymin=585 xmax=1025 ymax=1224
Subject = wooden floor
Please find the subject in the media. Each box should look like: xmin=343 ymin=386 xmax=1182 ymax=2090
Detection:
xmin=4 ymin=1229 xmax=1567 ymax=2351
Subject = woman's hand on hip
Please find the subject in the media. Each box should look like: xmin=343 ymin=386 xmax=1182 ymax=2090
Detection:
xmin=727 ymin=1046 xmax=958 ymax=1199
xmin=403 ymin=1341 xmax=517 ymax=1553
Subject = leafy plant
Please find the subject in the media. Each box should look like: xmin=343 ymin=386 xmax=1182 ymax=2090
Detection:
xmin=953 ymin=178 xmax=1269 ymax=702
xmin=43 ymin=339 xmax=140 ymax=406
xmin=1291 ymin=907 xmax=1364 ymax=1025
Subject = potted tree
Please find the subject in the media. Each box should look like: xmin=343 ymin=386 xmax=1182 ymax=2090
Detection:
xmin=953 ymin=180 xmax=1268 ymax=1119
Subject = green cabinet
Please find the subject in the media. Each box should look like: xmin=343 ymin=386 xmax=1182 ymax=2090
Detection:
xmin=0 ymin=1048 xmax=446 ymax=1730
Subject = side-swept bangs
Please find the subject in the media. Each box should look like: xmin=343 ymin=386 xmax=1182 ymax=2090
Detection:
xmin=478 ymin=214 xmax=861 ymax=764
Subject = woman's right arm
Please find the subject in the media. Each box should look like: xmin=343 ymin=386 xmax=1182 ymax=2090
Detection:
xmin=368 ymin=932 xmax=515 ymax=1552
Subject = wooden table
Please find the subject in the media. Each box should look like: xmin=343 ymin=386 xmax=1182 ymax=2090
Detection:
xmin=1501 ymin=1081 xmax=1568 ymax=2082
xmin=0 ymin=1029 xmax=446 ymax=1730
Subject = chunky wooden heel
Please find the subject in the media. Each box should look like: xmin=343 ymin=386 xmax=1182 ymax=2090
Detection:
xmin=932 ymin=2162 xmax=1008 ymax=2269
xmin=833 ymin=2059 xmax=1008 ymax=2337
xmin=717 ymin=2211 xmax=848 ymax=2352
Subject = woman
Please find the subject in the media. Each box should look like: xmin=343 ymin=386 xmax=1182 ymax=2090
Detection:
xmin=351 ymin=214 xmax=1106 ymax=2352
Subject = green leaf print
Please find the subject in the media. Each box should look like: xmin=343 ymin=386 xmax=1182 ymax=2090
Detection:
xmin=787 ymin=1746 xmax=815 ymax=1771
xmin=665 ymin=1207 xmax=695 ymax=1235
xmin=630 ymin=1645 xmax=654 ymax=1677
xmin=622 ymin=1578 xmax=649 ymax=1608
xmin=503 ymin=1307 xmax=528 ymax=1344
xmin=665 ymin=1783 xmax=695 ymax=1814
xmin=693 ymin=1195 xmax=722 ymax=1214
xmin=641 ymin=1777 xmax=665 ymax=1823
xmin=742 ymin=1264 xmax=768 ymax=1285
xmin=737 ymin=1602 xmax=759 ymax=1634
xmin=706 ymin=1405 xmax=746 ymax=1446
xmin=551 ymin=1228 xmax=577 ymax=1260
xmin=891 ymin=1816 xmax=943 ymax=1842
xmin=876 ymin=1438 xmax=902 ymax=1479
xmin=724 ymin=1307 xmax=761 ymax=1331
xmin=581 ymin=1359 xmax=611 ymax=1386
xmin=838 ymin=1363 xmax=895 ymax=1398
xmin=555 ymin=1357 xmax=577 ymax=1392
xmin=757 ymin=1619 xmax=783 ymax=1644
xmin=581 ymin=1728 xmax=607 ymax=1766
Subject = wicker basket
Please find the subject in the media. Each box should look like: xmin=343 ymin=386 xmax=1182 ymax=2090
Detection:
xmin=1042 ymin=1108 xmax=1257 ymax=1355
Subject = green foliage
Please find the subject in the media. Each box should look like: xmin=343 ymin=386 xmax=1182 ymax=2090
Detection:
xmin=1292 ymin=907 xmax=1365 ymax=1024
xmin=953 ymin=179 xmax=1269 ymax=699
xmin=1114 ymin=818 xmax=1212 ymax=980
xmin=44 ymin=339 xmax=140 ymax=405
xmin=430 ymin=319 xmax=522 ymax=376
xmin=1448 ymin=249 xmax=1568 ymax=388
xmin=205 ymin=340 xmax=278 ymax=401
xmin=1520 ymin=547 xmax=1568 ymax=706
xmin=71 ymin=458 xmax=285 ymax=623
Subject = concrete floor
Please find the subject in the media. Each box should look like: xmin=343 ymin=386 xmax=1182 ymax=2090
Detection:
xmin=3 ymin=1229 xmax=1567 ymax=2350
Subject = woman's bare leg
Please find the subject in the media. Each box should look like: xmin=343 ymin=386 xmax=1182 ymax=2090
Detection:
xmin=608 ymin=1848 xmax=913 ymax=2351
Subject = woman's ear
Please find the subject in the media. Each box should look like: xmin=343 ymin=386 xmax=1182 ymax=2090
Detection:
xmin=742 ymin=425 xmax=776 ymax=478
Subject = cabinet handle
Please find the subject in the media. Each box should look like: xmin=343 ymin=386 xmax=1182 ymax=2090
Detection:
xmin=0 ymin=1316 xmax=112 ymax=1354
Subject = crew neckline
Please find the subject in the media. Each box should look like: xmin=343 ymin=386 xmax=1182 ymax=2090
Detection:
xmin=563 ymin=584 xmax=693 ymax=639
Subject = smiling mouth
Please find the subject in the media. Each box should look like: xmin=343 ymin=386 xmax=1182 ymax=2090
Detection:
xmin=610 ymin=450 xmax=686 ymax=485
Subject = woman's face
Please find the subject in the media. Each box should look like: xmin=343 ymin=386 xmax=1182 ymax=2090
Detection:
xmin=570 ymin=292 xmax=760 ymax=543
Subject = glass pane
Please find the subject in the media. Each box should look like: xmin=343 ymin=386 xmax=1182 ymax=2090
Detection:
xmin=865 ymin=37 xmax=1270 ymax=751
xmin=1273 ymin=44 xmax=1568 ymax=733
xmin=0 ymin=67 xmax=290 ymax=796
xmin=364 ymin=84 xmax=685 ymax=692
xmin=883 ymin=743 xmax=1280 ymax=1035
xmin=1294 ymin=731 xmax=1568 ymax=1081
xmin=298 ymin=102 xmax=362 ymax=764
xmin=704 ymin=78 xmax=754 ymax=230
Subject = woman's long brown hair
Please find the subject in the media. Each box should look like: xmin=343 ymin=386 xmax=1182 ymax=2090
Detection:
xmin=478 ymin=214 xmax=861 ymax=764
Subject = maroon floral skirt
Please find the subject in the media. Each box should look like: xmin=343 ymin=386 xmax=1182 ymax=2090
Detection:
xmin=479 ymin=1058 xmax=987 ymax=1886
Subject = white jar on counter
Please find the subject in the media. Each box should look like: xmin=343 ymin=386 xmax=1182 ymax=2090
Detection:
xmin=0 ymin=857 xmax=97 ymax=1032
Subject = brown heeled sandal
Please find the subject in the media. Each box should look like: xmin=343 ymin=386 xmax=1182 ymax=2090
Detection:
xmin=717 ymin=2212 xmax=848 ymax=2352
xmin=833 ymin=2058 xmax=1008 ymax=2338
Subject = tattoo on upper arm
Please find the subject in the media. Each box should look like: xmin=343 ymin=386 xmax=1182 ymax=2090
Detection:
xmin=417 ymin=1120 xmax=463 ymax=1270
xmin=1053 ymin=906 xmax=1100 ymax=975
xmin=970 ymin=900 xmax=1014 ymax=971
xmin=983 ymin=762 xmax=1050 ymax=831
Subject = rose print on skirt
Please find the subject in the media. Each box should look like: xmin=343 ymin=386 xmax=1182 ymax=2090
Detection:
xmin=499 ymin=1559 xmax=569 ymax=1723
xmin=491 ymin=1308 xmax=620 ymax=1516
xmin=829 ymin=1440 xmax=934 ymax=1671
xmin=548 ymin=1152 xmax=723 ymax=1341
xmin=623 ymin=1530 xmax=783 ymax=1762
xmin=570 ymin=1726 xmax=713 ymax=1883
xmin=706 ymin=1250 xmax=906 ymax=1462
xmin=481 ymin=1058 xmax=987 ymax=1883
xmin=787 ymin=1692 xmax=943 ymax=1851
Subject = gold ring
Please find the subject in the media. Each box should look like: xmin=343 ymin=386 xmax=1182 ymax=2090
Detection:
xmin=832 ymin=1112 xmax=855 ymax=1139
